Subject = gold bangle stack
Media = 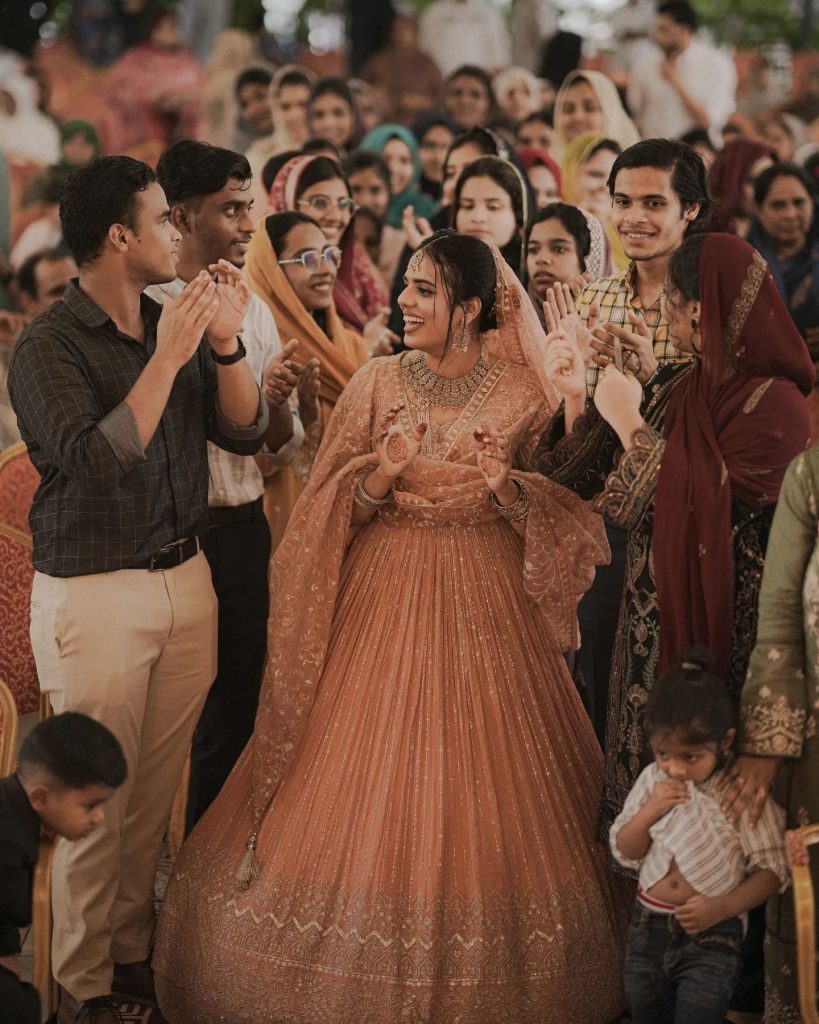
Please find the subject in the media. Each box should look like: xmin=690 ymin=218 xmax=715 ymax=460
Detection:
xmin=491 ymin=480 xmax=531 ymax=522
xmin=353 ymin=476 xmax=393 ymax=511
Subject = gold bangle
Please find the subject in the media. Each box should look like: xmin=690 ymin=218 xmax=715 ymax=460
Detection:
xmin=353 ymin=476 xmax=393 ymax=511
xmin=491 ymin=480 xmax=531 ymax=522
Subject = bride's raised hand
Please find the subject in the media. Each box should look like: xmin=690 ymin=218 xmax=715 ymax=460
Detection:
xmin=474 ymin=424 xmax=513 ymax=496
xmin=544 ymin=327 xmax=586 ymax=403
xmin=374 ymin=404 xmax=427 ymax=480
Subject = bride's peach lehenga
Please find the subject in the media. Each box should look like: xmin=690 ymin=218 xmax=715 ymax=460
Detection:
xmin=153 ymin=256 xmax=629 ymax=1024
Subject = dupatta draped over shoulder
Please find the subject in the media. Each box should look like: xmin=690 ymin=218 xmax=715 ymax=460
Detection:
xmin=246 ymin=246 xmax=609 ymax=834
xmin=654 ymin=233 xmax=815 ymax=678
xmin=269 ymin=154 xmax=388 ymax=332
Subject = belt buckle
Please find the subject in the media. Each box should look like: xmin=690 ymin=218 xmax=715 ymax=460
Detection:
xmin=149 ymin=537 xmax=189 ymax=572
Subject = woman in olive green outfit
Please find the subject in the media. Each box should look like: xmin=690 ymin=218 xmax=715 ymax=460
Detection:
xmin=722 ymin=445 xmax=819 ymax=1024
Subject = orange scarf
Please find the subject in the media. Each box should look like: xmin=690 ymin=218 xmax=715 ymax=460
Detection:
xmin=244 ymin=226 xmax=369 ymax=548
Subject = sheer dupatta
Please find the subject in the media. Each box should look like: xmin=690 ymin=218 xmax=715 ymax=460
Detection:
xmin=239 ymin=244 xmax=608 ymax=880
xmin=654 ymin=234 xmax=814 ymax=679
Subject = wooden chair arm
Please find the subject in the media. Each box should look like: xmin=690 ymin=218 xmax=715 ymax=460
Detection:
xmin=32 ymin=832 xmax=58 ymax=1016
xmin=786 ymin=825 xmax=819 ymax=1024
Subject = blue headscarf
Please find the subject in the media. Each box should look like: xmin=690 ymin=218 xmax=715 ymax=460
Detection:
xmin=360 ymin=123 xmax=438 ymax=228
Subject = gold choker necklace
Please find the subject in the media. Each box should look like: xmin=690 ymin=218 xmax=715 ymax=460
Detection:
xmin=402 ymin=351 xmax=490 ymax=408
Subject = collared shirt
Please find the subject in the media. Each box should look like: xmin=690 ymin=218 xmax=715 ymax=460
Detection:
xmin=8 ymin=280 xmax=268 ymax=577
xmin=610 ymin=762 xmax=789 ymax=915
xmin=627 ymin=38 xmax=737 ymax=141
xmin=417 ymin=0 xmax=511 ymax=75
xmin=147 ymin=280 xmax=304 ymax=508
xmin=577 ymin=263 xmax=686 ymax=395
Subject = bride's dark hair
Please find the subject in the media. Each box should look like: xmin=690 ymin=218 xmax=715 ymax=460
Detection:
xmin=411 ymin=230 xmax=498 ymax=353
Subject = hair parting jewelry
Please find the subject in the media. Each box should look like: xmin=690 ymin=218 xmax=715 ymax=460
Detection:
xmin=491 ymin=480 xmax=531 ymax=522
xmin=408 ymin=247 xmax=425 ymax=273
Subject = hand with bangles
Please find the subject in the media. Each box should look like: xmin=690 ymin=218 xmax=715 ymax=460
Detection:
xmin=593 ymin=364 xmax=645 ymax=449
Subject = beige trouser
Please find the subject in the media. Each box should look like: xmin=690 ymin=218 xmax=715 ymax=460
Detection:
xmin=29 ymin=551 xmax=217 ymax=1001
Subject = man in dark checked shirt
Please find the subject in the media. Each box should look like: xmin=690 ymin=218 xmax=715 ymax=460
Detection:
xmin=8 ymin=156 xmax=268 ymax=1024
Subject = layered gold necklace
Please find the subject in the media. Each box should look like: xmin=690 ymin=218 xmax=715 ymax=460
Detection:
xmin=401 ymin=351 xmax=490 ymax=408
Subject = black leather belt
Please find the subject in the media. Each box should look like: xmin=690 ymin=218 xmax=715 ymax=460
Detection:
xmin=131 ymin=536 xmax=201 ymax=572
xmin=208 ymin=496 xmax=263 ymax=530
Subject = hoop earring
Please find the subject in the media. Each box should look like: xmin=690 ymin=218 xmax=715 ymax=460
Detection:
xmin=452 ymin=317 xmax=469 ymax=353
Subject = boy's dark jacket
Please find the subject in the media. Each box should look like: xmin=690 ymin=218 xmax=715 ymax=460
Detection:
xmin=0 ymin=773 xmax=40 ymax=956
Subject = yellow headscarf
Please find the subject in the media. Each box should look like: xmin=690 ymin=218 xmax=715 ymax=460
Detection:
xmin=561 ymin=132 xmax=628 ymax=273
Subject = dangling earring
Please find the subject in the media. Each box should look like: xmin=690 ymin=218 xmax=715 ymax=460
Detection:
xmin=690 ymin=318 xmax=702 ymax=354
xmin=452 ymin=317 xmax=469 ymax=353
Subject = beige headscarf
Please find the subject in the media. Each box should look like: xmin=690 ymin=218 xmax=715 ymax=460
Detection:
xmin=552 ymin=70 xmax=640 ymax=161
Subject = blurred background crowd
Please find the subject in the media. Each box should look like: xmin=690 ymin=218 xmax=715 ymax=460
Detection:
xmin=2 ymin=0 xmax=819 ymax=447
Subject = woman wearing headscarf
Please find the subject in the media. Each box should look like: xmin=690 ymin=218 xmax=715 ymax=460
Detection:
xmin=562 ymin=132 xmax=626 ymax=271
xmin=709 ymin=137 xmax=775 ymax=236
xmin=552 ymin=70 xmax=640 ymax=162
xmin=517 ymin=146 xmax=563 ymax=208
xmin=492 ymin=66 xmax=543 ymax=124
xmin=245 ymin=211 xmax=369 ymax=547
xmin=269 ymin=154 xmax=394 ymax=346
xmin=360 ymin=123 xmax=438 ymax=228
xmin=538 ymin=232 xmax=813 ymax=842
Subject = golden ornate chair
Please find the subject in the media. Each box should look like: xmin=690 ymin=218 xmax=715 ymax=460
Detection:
xmin=785 ymin=826 xmax=819 ymax=1024
xmin=0 ymin=442 xmax=41 ymax=716
xmin=0 ymin=676 xmax=18 ymax=777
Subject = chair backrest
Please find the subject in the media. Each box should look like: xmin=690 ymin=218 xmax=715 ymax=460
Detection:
xmin=785 ymin=825 xmax=819 ymax=1024
xmin=0 ymin=676 xmax=18 ymax=776
xmin=0 ymin=441 xmax=39 ymax=537
xmin=0 ymin=443 xmax=40 ymax=714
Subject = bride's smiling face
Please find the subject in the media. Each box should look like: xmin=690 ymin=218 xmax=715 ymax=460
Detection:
xmin=397 ymin=252 xmax=455 ymax=355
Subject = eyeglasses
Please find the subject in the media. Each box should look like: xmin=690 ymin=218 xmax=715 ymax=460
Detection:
xmin=277 ymin=246 xmax=343 ymax=271
xmin=297 ymin=195 xmax=356 ymax=215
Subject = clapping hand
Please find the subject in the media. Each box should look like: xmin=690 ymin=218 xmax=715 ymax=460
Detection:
xmin=296 ymin=357 xmax=321 ymax=427
xmin=375 ymin=403 xmax=427 ymax=479
xmin=543 ymin=283 xmax=599 ymax=364
xmin=363 ymin=307 xmax=400 ymax=357
xmin=593 ymin=364 xmax=644 ymax=447
xmin=156 ymin=272 xmax=219 ymax=371
xmin=474 ymin=425 xmax=512 ymax=495
xmin=544 ymin=327 xmax=587 ymax=403
xmin=590 ymin=311 xmax=658 ymax=384
xmin=206 ymin=259 xmax=251 ymax=350
xmin=402 ymin=204 xmax=433 ymax=250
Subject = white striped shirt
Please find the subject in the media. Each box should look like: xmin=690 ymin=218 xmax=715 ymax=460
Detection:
xmin=610 ymin=762 xmax=789 ymax=902
xmin=147 ymin=281 xmax=304 ymax=507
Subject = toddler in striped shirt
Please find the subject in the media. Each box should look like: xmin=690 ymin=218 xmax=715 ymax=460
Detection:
xmin=610 ymin=648 xmax=789 ymax=1024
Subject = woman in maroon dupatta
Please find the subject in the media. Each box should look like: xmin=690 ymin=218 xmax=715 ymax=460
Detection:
xmin=268 ymin=154 xmax=395 ymax=350
xmin=584 ymin=232 xmax=813 ymax=831
xmin=585 ymin=231 xmax=813 ymax=1017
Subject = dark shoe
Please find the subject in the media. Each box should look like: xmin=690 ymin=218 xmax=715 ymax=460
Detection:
xmin=112 ymin=958 xmax=158 ymax=1008
xmin=57 ymin=989 xmax=124 ymax=1023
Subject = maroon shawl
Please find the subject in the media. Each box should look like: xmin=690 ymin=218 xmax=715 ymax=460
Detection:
xmin=654 ymin=233 xmax=815 ymax=678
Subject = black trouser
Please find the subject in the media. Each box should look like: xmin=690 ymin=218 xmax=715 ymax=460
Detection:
xmin=0 ymin=964 xmax=39 ymax=1024
xmin=575 ymin=522 xmax=628 ymax=746
xmin=186 ymin=498 xmax=271 ymax=833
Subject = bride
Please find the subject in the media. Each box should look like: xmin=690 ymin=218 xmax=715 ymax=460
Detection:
xmin=153 ymin=230 xmax=628 ymax=1024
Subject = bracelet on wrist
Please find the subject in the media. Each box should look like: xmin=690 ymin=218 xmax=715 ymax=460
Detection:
xmin=491 ymin=480 xmax=531 ymax=523
xmin=353 ymin=475 xmax=393 ymax=512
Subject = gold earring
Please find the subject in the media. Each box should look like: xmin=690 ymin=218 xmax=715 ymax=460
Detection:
xmin=452 ymin=318 xmax=469 ymax=353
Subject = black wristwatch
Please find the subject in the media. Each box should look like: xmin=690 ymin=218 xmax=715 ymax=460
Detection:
xmin=210 ymin=335 xmax=246 ymax=365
